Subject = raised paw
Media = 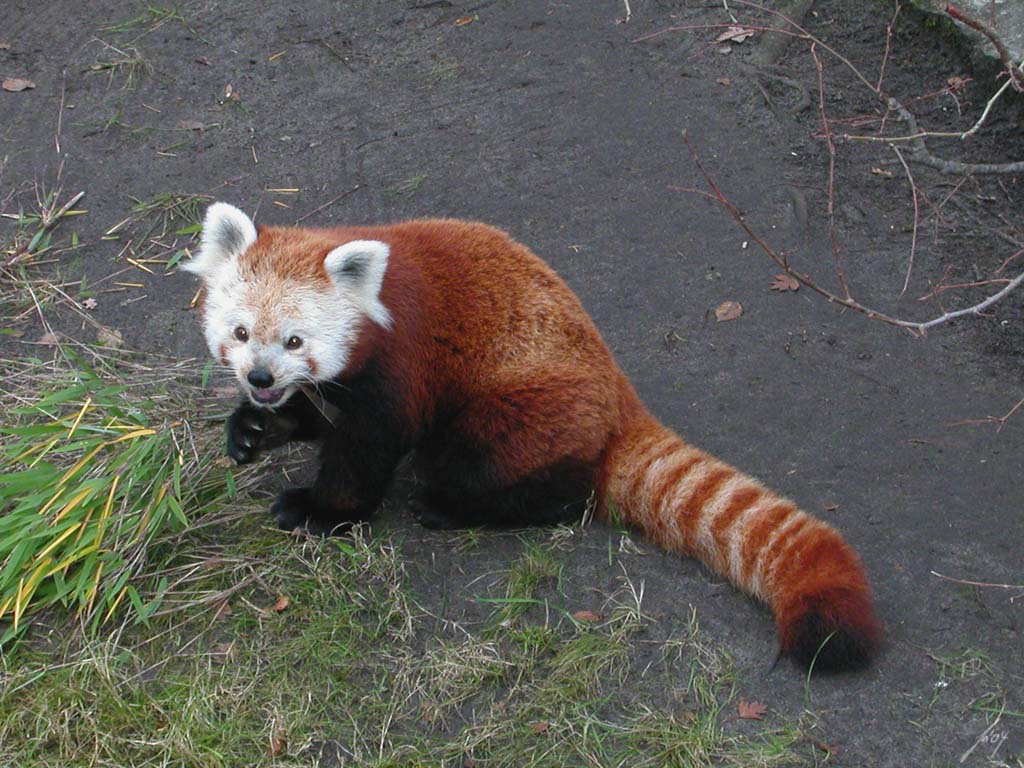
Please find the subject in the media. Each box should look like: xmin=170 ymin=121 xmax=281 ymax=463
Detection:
xmin=226 ymin=403 xmax=267 ymax=464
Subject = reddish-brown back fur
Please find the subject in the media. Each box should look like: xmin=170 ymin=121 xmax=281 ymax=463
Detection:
xmin=248 ymin=218 xmax=882 ymax=670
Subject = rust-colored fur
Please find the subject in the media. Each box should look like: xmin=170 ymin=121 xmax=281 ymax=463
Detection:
xmin=208 ymin=217 xmax=883 ymax=670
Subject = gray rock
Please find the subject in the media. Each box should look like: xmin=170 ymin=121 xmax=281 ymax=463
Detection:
xmin=910 ymin=0 xmax=1023 ymax=71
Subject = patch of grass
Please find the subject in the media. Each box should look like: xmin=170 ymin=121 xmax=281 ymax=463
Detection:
xmin=488 ymin=537 xmax=562 ymax=626
xmin=1 ymin=187 xmax=88 ymax=332
xmin=0 ymin=509 xmax=807 ymax=767
xmin=0 ymin=349 xmax=242 ymax=645
xmin=104 ymin=192 xmax=210 ymax=274
xmin=86 ymin=42 xmax=151 ymax=90
xmin=393 ymin=174 xmax=428 ymax=196
xmin=428 ymin=59 xmax=462 ymax=84
xmin=101 ymin=1 xmax=202 ymax=43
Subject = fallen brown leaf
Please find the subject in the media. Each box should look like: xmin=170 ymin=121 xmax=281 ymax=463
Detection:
xmin=2 ymin=77 xmax=35 ymax=92
xmin=211 ymin=641 xmax=235 ymax=663
xmin=715 ymin=26 xmax=755 ymax=44
xmin=737 ymin=700 xmax=767 ymax=720
xmin=267 ymin=732 xmax=287 ymax=757
xmin=96 ymin=326 xmax=123 ymax=349
xmin=37 ymin=331 xmax=60 ymax=345
xmin=454 ymin=15 xmax=476 ymax=26
xmin=714 ymin=300 xmax=743 ymax=322
xmin=770 ymin=274 xmax=799 ymax=292
xmin=272 ymin=596 xmax=290 ymax=613
xmin=572 ymin=610 xmax=603 ymax=623
xmin=530 ymin=721 xmax=550 ymax=734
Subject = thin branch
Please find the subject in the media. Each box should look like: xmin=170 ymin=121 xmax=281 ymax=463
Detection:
xmin=294 ymin=184 xmax=361 ymax=224
xmin=876 ymin=1 xmax=901 ymax=93
xmin=931 ymin=570 xmax=1024 ymax=590
xmin=673 ymin=136 xmax=1024 ymax=335
xmin=891 ymin=146 xmax=919 ymax=296
xmin=811 ymin=43 xmax=850 ymax=299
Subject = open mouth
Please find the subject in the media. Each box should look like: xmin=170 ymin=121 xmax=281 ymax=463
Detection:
xmin=250 ymin=387 xmax=287 ymax=406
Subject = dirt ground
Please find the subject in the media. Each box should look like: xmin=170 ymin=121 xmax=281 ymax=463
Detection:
xmin=2 ymin=0 xmax=1023 ymax=765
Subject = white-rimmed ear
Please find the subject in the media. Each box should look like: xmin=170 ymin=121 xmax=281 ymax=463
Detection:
xmin=180 ymin=203 xmax=258 ymax=278
xmin=324 ymin=239 xmax=392 ymax=329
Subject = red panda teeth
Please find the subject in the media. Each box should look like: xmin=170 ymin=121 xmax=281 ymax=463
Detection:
xmin=601 ymin=414 xmax=882 ymax=670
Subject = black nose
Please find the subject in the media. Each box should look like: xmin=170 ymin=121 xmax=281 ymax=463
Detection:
xmin=247 ymin=368 xmax=275 ymax=388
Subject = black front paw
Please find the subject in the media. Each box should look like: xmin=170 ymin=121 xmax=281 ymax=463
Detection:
xmin=226 ymin=404 xmax=267 ymax=464
xmin=271 ymin=487 xmax=373 ymax=535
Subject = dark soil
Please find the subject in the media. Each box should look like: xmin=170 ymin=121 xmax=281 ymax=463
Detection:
xmin=2 ymin=0 xmax=1022 ymax=765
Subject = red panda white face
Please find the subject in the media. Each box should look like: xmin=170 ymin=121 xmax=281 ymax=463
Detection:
xmin=182 ymin=203 xmax=392 ymax=409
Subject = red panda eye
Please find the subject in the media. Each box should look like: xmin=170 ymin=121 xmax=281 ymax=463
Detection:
xmin=285 ymin=335 xmax=303 ymax=350
xmin=234 ymin=326 xmax=249 ymax=342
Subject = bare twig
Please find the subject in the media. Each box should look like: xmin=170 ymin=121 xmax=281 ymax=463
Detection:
xmin=891 ymin=146 xmax=919 ymax=296
xmin=295 ymin=184 xmax=361 ymax=224
xmin=876 ymin=1 xmax=901 ymax=92
xmin=673 ymin=136 xmax=1024 ymax=335
xmin=811 ymin=43 xmax=850 ymax=299
xmin=931 ymin=570 xmax=1024 ymax=590
xmin=945 ymin=396 xmax=1024 ymax=432
xmin=55 ymin=69 xmax=67 ymax=155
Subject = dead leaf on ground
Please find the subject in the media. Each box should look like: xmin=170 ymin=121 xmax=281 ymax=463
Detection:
xmin=267 ymin=733 xmax=287 ymax=757
xmin=737 ymin=700 xmax=768 ymax=720
xmin=715 ymin=26 xmax=755 ymax=44
xmin=177 ymin=119 xmax=205 ymax=131
xmin=37 ymin=331 xmax=60 ymax=345
xmin=96 ymin=326 xmax=123 ymax=348
xmin=572 ymin=610 xmax=603 ymax=623
xmin=454 ymin=15 xmax=476 ymax=26
xmin=2 ymin=77 xmax=35 ymax=92
xmin=715 ymin=301 xmax=743 ymax=322
xmin=770 ymin=274 xmax=799 ymax=292
xmin=813 ymin=740 xmax=841 ymax=755
xmin=210 ymin=641 xmax=235 ymax=663
xmin=530 ymin=721 xmax=550 ymax=734
xmin=271 ymin=596 xmax=290 ymax=613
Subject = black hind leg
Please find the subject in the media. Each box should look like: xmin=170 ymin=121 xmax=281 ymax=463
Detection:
xmin=410 ymin=465 xmax=593 ymax=530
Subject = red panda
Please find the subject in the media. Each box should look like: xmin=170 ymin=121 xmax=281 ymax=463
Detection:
xmin=183 ymin=202 xmax=882 ymax=671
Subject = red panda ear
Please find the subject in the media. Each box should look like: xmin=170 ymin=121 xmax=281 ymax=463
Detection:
xmin=180 ymin=203 xmax=257 ymax=279
xmin=324 ymin=240 xmax=392 ymax=329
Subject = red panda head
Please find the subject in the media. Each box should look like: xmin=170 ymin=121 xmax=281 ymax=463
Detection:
xmin=181 ymin=203 xmax=392 ymax=408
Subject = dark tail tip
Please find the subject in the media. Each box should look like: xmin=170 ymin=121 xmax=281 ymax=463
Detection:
xmin=778 ymin=586 xmax=883 ymax=673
